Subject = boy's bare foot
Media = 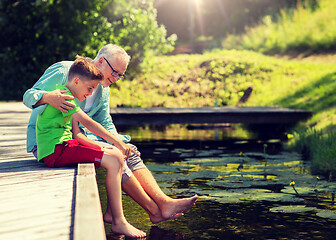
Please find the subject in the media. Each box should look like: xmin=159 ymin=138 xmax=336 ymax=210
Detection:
xmin=111 ymin=220 xmax=146 ymax=238
xmin=104 ymin=210 xmax=183 ymax=225
xmin=161 ymin=195 xmax=198 ymax=220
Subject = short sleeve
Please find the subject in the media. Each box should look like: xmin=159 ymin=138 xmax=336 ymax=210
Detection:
xmin=62 ymin=98 xmax=81 ymax=117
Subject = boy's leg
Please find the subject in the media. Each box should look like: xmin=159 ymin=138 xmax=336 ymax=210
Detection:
xmin=92 ymin=141 xmax=133 ymax=183
xmin=98 ymin=141 xmax=197 ymax=221
xmin=100 ymin=147 xmax=146 ymax=238
xmin=44 ymin=140 xmax=145 ymax=237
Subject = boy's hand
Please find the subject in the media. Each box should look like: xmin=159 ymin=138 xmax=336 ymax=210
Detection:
xmin=44 ymin=89 xmax=76 ymax=112
xmin=117 ymin=142 xmax=140 ymax=158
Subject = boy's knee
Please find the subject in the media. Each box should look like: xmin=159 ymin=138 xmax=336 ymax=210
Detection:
xmin=104 ymin=148 xmax=124 ymax=167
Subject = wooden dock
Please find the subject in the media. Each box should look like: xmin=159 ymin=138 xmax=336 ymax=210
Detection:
xmin=0 ymin=102 xmax=105 ymax=240
xmin=110 ymin=106 xmax=312 ymax=126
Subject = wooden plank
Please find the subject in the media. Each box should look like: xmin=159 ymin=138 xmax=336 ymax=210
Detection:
xmin=110 ymin=106 xmax=313 ymax=125
xmin=0 ymin=103 xmax=77 ymax=240
xmin=74 ymin=163 xmax=106 ymax=240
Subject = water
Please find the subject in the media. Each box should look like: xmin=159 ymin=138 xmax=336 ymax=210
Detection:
xmin=96 ymin=124 xmax=336 ymax=239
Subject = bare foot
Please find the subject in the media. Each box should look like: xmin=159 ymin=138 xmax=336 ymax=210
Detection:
xmin=161 ymin=195 xmax=198 ymax=220
xmin=105 ymin=210 xmax=184 ymax=225
xmin=111 ymin=220 xmax=146 ymax=238
xmin=149 ymin=212 xmax=184 ymax=224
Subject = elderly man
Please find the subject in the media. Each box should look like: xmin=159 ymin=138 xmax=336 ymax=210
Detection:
xmin=23 ymin=44 xmax=197 ymax=224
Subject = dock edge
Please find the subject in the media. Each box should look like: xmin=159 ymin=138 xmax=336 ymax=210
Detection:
xmin=74 ymin=163 xmax=106 ymax=240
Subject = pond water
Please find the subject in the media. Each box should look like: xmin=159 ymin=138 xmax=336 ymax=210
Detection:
xmin=96 ymin=124 xmax=336 ymax=239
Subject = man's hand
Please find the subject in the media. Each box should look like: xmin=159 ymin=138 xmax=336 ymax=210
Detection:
xmin=34 ymin=89 xmax=76 ymax=112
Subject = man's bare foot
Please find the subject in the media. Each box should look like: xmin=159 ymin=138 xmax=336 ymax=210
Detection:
xmin=149 ymin=212 xmax=184 ymax=224
xmin=161 ymin=195 xmax=198 ymax=220
xmin=111 ymin=220 xmax=146 ymax=238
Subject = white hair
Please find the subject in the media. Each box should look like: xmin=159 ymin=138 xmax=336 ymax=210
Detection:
xmin=94 ymin=44 xmax=131 ymax=64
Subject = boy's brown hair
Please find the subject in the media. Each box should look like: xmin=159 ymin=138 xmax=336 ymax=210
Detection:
xmin=68 ymin=55 xmax=103 ymax=82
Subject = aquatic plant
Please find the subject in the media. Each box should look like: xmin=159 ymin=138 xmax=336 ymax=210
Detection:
xmin=237 ymin=152 xmax=245 ymax=172
xmin=314 ymin=176 xmax=320 ymax=189
xmin=263 ymin=144 xmax=268 ymax=172
xmin=290 ymin=181 xmax=300 ymax=196
xmin=287 ymin=128 xmax=336 ymax=181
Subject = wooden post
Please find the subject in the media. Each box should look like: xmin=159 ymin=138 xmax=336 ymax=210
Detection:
xmin=74 ymin=163 xmax=106 ymax=240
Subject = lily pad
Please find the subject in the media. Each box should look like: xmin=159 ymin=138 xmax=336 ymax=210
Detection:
xmin=195 ymin=149 xmax=223 ymax=157
xmin=269 ymin=205 xmax=317 ymax=213
xmin=188 ymin=170 xmax=220 ymax=179
xmin=281 ymin=186 xmax=316 ymax=196
xmin=181 ymin=158 xmax=228 ymax=167
xmin=220 ymin=176 xmax=254 ymax=181
xmin=200 ymin=188 xmax=303 ymax=204
xmin=316 ymin=210 xmax=336 ymax=219
xmin=147 ymin=164 xmax=192 ymax=172
xmin=207 ymin=181 xmax=252 ymax=189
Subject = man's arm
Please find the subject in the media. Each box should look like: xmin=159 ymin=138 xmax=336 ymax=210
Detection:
xmin=33 ymin=89 xmax=76 ymax=112
xmin=72 ymin=110 xmax=139 ymax=157
xmin=23 ymin=62 xmax=76 ymax=112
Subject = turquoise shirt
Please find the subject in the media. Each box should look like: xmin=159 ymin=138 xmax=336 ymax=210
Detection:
xmin=23 ymin=61 xmax=130 ymax=153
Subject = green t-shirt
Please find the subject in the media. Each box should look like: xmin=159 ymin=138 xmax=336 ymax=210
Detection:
xmin=36 ymin=85 xmax=80 ymax=161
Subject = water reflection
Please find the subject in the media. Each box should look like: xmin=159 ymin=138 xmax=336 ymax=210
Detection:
xmin=148 ymin=226 xmax=185 ymax=240
xmin=106 ymin=226 xmax=184 ymax=240
xmin=97 ymin=124 xmax=336 ymax=240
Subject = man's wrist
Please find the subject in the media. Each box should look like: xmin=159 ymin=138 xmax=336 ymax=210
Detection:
xmin=33 ymin=92 xmax=48 ymax=108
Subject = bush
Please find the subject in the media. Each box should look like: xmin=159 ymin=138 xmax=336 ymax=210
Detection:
xmin=0 ymin=0 xmax=176 ymax=100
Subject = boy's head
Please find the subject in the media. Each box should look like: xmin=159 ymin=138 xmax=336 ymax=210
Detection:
xmin=94 ymin=44 xmax=131 ymax=87
xmin=67 ymin=56 xmax=104 ymax=101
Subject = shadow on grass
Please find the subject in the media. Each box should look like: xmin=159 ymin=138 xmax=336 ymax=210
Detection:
xmin=274 ymin=72 xmax=336 ymax=115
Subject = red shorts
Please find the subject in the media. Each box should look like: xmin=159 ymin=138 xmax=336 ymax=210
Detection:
xmin=42 ymin=139 xmax=104 ymax=168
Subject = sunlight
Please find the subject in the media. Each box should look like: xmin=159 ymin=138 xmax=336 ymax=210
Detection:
xmin=192 ymin=0 xmax=205 ymax=37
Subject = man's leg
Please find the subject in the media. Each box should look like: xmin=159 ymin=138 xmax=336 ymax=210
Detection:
xmin=124 ymin=144 xmax=198 ymax=219
xmin=100 ymin=147 xmax=146 ymax=238
xmin=132 ymin=168 xmax=198 ymax=219
xmin=99 ymin=142 xmax=197 ymax=222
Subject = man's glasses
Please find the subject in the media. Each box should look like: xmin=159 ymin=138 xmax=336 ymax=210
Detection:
xmin=103 ymin=57 xmax=125 ymax=80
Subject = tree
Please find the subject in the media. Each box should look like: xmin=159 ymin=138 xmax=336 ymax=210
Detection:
xmin=0 ymin=0 xmax=176 ymax=100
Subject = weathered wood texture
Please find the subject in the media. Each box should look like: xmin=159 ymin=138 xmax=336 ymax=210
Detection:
xmin=110 ymin=106 xmax=312 ymax=126
xmin=74 ymin=164 xmax=106 ymax=240
xmin=0 ymin=102 xmax=105 ymax=240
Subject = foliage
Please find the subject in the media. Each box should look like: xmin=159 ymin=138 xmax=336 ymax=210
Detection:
xmin=110 ymin=48 xmax=336 ymax=177
xmin=0 ymin=0 xmax=175 ymax=100
xmin=155 ymin=0 xmax=297 ymax=42
xmin=221 ymin=0 xmax=336 ymax=54
xmin=0 ymin=0 xmax=111 ymax=100
xmin=110 ymin=49 xmax=336 ymax=108
xmin=288 ymin=128 xmax=336 ymax=180
xmin=112 ymin=1 xmax=177 ymax=72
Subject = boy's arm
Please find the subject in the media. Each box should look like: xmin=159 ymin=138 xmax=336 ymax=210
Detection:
xmin=72 ymin=110 xmax=139 ymax=157
xmin=91 ymin=87 xmax=131 ymax=143
xmin=72 ymin=120 xmax=103 ymax=150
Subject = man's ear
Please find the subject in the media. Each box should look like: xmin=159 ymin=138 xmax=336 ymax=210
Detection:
xmin=98 ymin=57 xmax=104 ymax=66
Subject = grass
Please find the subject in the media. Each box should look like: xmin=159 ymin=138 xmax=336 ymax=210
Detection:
xmin=110 ymin=0 xmax=336 ymax=179
xmin=221 ymin=0 xmax=336 ymax=55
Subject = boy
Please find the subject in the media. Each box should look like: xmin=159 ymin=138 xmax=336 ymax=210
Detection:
xmin=36 ymin=56 xmax=146 ymax=238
